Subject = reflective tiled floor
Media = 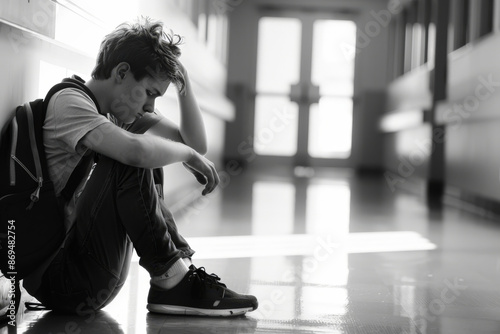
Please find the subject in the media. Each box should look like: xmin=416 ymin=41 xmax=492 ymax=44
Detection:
xmin=4 ymin=166 xmax=500 ymax=333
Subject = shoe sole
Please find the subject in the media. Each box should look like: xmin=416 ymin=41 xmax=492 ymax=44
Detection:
xmin=147 ymin=303 xmax=253 ymax=317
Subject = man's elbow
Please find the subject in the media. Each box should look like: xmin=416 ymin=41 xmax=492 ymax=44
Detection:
xmin=192 ymin=136 xmax=208 ymax=155
xmin=195 ymin=143 xmax=208 ymax=155
xmin=180 ymin=131 xmax=207 ymax=155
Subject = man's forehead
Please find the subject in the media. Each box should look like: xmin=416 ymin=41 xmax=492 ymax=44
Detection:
xmin=144 ymin=76 xmax=170 ymax=94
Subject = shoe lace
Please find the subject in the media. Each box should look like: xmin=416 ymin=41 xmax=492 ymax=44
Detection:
xmin=191 ymin=267 xmax=227 ymax=288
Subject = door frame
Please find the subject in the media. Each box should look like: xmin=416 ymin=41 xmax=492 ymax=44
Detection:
xmin=252 ymin=8 xmax=359 ymax=169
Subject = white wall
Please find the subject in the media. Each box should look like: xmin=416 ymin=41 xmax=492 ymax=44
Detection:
xmin=0 ymin=0 xmax=232 ymax=208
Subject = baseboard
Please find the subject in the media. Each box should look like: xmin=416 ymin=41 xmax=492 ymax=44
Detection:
xmin=444 ymin=186 xmax=500 ymax=219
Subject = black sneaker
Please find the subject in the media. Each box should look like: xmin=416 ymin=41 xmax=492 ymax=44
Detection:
xmin=147 ymin=266 xmax=258 ymax=317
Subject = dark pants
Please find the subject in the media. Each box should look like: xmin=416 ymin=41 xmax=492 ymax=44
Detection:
xmin=33 ymin=156 xmax=195 ymax=314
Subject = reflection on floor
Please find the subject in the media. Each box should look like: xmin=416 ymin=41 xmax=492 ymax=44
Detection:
xmin=5 ymin=166 xmax=500 ymax=333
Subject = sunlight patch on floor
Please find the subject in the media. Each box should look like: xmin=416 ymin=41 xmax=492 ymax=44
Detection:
xmin=131 ymin=232 xmax=436 ymax=262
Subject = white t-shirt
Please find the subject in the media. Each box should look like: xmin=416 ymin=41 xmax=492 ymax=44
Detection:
xmin=43 ymin=87 xmax=110 ymax=196
xmin=44 ymin=87 xmax=164 ymax=197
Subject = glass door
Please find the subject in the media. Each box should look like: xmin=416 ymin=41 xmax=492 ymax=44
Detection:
xmin=254 ymin=16 xmax=301 ymax=157
xmin=254 ymin=12 xmax=357 ymax=167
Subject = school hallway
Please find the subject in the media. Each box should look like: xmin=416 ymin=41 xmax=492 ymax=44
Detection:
xmin=7 ymin=166 xmax=500 ymax=334
xmin=3 ymin=0 xmax=500 ymax=332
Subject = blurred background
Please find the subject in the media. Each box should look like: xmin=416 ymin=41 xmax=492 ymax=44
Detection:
xmin=1 ymin=0 xmax=498 ymax=211
xmin=2 ymin=1 xmax=500 ymax=333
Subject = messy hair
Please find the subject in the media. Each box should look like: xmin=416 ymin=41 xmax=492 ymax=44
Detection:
xmin=91 ymin=17 xmax=185 ymax=92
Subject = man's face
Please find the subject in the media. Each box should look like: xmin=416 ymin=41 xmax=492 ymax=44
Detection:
xmin=111 ymin=73 xmax=170 ymax=124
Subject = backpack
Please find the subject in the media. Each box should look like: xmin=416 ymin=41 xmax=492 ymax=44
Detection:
xmin=0 ymin=76 xmax=100 ymax=282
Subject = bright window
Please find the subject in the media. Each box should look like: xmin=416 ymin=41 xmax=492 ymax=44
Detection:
xmin=54 ymin=0 xmax=139 ymax=55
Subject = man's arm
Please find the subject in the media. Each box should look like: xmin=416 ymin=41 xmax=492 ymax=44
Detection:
xmin=80 ymin=123 xmax=219 ymax=195
xmin=146 ymin=62 xmax=207 ymax=154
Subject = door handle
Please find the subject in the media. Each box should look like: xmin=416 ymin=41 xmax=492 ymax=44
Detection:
xmin=290 ymin=83 xmax=303 ymax=103
xmin=290 ymin=83 xmax=320 ymax=104
xmin=308 ymin=85 xmax=320 ymax=104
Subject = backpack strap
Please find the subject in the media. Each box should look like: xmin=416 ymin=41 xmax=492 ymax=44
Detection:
xmin=61 ymin=153 xmax=94 ymax=200
xmin=62 ymin=75 xmax=102 ymax=114
xmin=43 ymin=76 xmax=102 ymax=200
xmin=24 ymin=102 xmax=44 ymax=209
xmin=42 ymin=75 xmax=101 ymax=116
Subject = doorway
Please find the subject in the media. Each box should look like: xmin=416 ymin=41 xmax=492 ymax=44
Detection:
xmin=253 ymin=11 xmax=357 ymax=168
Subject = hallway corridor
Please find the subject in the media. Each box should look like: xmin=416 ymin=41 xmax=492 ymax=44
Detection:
xmin=9 ymin=167 xmax=500 ymax=334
